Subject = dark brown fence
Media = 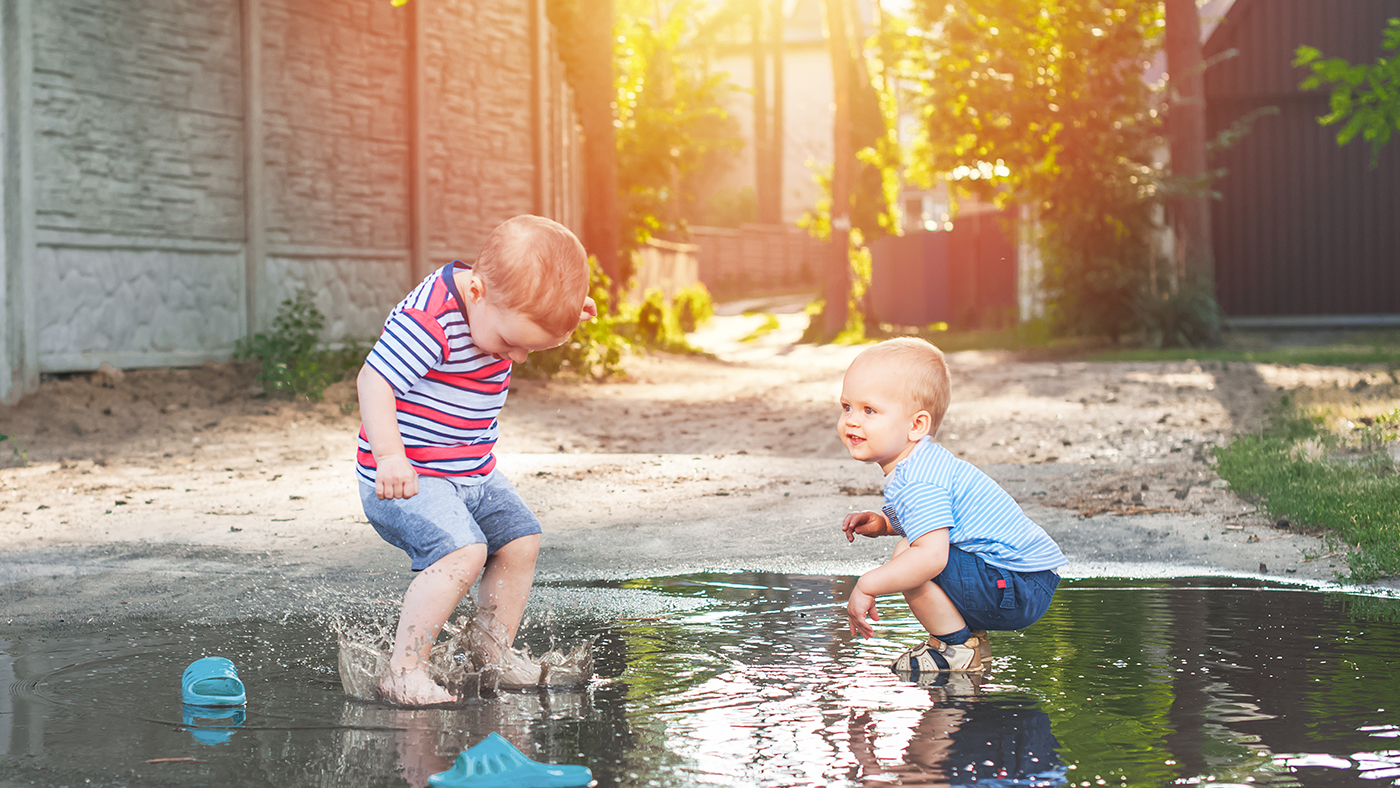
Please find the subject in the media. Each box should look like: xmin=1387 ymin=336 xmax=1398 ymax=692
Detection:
xmin=1204 ymin=0 xmax=1400 ymax=321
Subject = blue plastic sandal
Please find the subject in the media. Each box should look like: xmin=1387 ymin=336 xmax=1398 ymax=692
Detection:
xmin=428 ymin=732 xmax=594 ymax=788
xmin=181 ymin=656 xmax=246 ymax=707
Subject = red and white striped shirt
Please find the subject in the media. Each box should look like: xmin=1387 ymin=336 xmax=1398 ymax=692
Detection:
xmin=356 ymin=262 xmax=510 ymax=486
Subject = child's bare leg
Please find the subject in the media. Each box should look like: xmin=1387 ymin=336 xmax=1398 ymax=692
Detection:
xmin=477 ymin=533 xmax=540 ymax=643
xmin=380 ymin=543 xmax=488 ymax=706
xmin=470 ymin=534 xmax=542 ymax=684
xmin=903 ymin=579 xmax=968 ymax=641
xmin=892 ymin=539 xmax=968 ymax=641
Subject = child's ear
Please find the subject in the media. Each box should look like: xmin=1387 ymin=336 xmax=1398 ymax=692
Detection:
xmin=908 ymin=410 xmax=933 ymax=441
xmin=465 ymin=273 xmax=487 ymax=304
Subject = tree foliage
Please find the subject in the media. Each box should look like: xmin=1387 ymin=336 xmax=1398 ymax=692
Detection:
xmin=1295 ymin=18 xmax=1400 ymax=165
xmin=614 ymin=0 xmax=744 ymax=251
xmin=905 ymin=0 xmax=1166 ymax=340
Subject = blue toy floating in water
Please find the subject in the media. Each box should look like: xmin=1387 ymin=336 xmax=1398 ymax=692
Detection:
xmin=429 ymin=732 xmax=594 ymax=788
xmin=181 ymin=656 xmax=246 ymax=707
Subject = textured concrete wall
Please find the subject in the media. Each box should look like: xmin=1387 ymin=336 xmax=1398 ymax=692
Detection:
xmin=261 ymin=1 xmax=409 ymax=251
xmin=33 ymin=0 xmax=245 ymax=238
xmin=31 ymin=0 xmax=246 ymax=369
xmin=422 ymin=0 xmax=537 ymax=259
xmin=258 ymin=0 xmax=412 ymax=343
xmin=265 ymin=253 xmax=412 ymax=343
xmin=7 ymin=0 xmax=579 ymax=379
xmin=35 ymin=233 xmax=244 ymax=369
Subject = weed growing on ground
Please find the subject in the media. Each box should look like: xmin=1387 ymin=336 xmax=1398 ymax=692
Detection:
xmin=235 ymin=290 xmax=367 ymax=400
xmin=0 ymin=434 xmax=28 ymax=468
xmin=1214 ymin=393 xmax=1400 ymax=583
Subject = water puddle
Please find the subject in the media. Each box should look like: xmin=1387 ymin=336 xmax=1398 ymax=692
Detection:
xmin=2 ymin=575 xmax=1399 ymax=787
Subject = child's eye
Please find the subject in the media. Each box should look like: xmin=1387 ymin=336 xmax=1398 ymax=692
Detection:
xmin=864 ymin=406 xmax=875 ymax=414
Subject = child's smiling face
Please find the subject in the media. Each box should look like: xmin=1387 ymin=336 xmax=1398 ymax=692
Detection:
xmin=838 ymin=358 xmax=931 ymax=474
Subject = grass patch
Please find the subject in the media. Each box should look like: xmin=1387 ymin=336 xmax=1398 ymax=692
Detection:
xmin=1086 ymin=332 xmax=1400 ymax=368
xmin=1213 ymin=396 xmax=1400 ymax=583
xmin=870 ymin=318 xmax=1101 ymax=354
xmin=739 ymin=312 xmax=781 ymax=343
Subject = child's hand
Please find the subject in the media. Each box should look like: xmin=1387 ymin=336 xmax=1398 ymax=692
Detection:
xmin=375 ymin=454 xmax=419 ymax=500
xmin=580 ymin=297 xmax=597 ymax=321
xmin=846 ymin=585 xmax=880 ymax=638
xmin=842 ymin=510 xmax=890 ymax=542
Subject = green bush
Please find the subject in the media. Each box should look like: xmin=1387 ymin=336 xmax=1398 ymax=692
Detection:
xmin=518 ymin=257 xmax=715 ymax=378
xmin=518 ymin=258 xmax=629 ymax=379
xmin=673 ymin=283 xmax=714 ymax=332
xmin=235 ymin=290 xmax=366 ymax=400
xmin=1133 ymin=280 xmax=1222 ymax=349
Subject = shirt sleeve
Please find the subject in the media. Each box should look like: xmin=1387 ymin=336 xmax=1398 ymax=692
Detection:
xmin=888 ymin=482 xmax=955 ymax=545
xmin=365 ymin=308 xmax=447 ymax=395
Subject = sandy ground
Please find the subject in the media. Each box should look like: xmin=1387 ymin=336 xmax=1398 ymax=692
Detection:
xmin=2 ymin=303 xmax=1395 ymax=629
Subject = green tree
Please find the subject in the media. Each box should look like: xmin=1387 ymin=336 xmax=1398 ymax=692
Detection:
xmin=614 ymin=0 xmax=744 ymax=254
xmin=1295 ymin=18 xmax=1400 ymax=165
xmin=905 ymin=0 xmax=1165 ymax=341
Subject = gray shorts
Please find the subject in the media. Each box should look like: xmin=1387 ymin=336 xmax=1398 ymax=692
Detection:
xmin=359 ymin=471 xmax=542 ymax=571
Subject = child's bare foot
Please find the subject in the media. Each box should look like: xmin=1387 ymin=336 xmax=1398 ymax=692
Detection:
xmin=378 ymin=668 xmax=457 ymax=706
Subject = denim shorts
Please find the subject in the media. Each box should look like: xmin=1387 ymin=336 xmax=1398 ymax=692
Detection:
xmin=359 ymin=471 xmax=542 ymax=571
xmin=934 ymin=546 xmax=1060 ymax=632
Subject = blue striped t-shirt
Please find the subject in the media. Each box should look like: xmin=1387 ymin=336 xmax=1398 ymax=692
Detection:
xmin=881 ymin=437 xmax=1066 ymax=572
xmin=356 ymin=261 xmax=510 ymax=486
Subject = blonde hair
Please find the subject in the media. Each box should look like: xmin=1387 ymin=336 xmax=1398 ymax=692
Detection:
xmin=473 ymin=215 xmax=589 ymax=336
xmin=852 ymin=337 xmax=952 ymax=434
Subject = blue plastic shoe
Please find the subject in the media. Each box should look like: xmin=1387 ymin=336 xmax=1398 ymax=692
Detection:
xmin=182 ymin=656 xmax=246 ymax=707
xmin=428 ymin=733 xmax=594 ymax=788
xmin=182 ymin=704 xmax=246 ymax=746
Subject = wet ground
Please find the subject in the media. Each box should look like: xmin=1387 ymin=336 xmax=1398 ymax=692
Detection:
xmin=4 ymin=573 xmax=1398 ymax=788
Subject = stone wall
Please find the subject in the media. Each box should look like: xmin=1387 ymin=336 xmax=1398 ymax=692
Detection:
xmin=2 ymin=0 xmax=581 ymax=401
xmin=32 ymin=0 xmax=247 ymax=370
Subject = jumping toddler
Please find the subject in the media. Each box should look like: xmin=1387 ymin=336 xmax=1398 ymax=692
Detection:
xmin=355 ymin=215 xmax=594 ymax=706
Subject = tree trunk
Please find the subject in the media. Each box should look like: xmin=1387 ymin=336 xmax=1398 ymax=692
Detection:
xmin=822 ymin=0 xmax=852 ymax=338
xmin=1164 ymin=0 xmax=1214 ymax=291
xmin=578 ymin=0 xmax=621 ymax=286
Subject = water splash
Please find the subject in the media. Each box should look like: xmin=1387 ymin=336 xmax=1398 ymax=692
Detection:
xmin=334 ymin=607 xmax=592 ymax=703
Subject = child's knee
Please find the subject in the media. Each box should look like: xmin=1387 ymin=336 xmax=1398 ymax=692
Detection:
xmin=430 ymin=543 xmax=488 ymax=575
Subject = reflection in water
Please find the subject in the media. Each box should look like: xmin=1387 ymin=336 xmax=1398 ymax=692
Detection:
xmin=844 ymin=673 xmax=1065 ymax=787
xmin=0 ymin=576 xmax=1398 ymax=787
xmin=182 ymin=704 xmax=246 ymax=747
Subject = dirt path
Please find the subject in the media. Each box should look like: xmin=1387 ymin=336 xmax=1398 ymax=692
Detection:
xmin=1 ymin=309 xmax=1390 ymax=626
